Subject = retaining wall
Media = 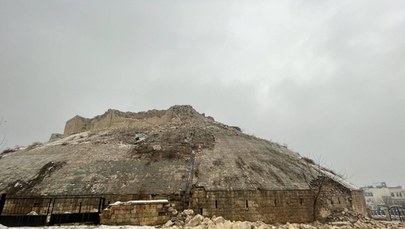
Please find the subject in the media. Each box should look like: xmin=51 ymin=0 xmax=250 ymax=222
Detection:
xmin=100 ymin=200 xmax=171 ymax=225
xmin=190 ymin=189 xmax=314 ymax=223
xmin=189 ymin=188 xmax=367 ymax=224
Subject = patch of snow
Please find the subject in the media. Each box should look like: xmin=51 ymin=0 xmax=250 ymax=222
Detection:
xmin=110 ymin=200 xmax=169 ymax=206
xmin=135 ymin=133 xmax=147 ymax=143
xmin=303 ymin=162 xmax=359 ymax=191
xmin=320 ymin=167 xmax=359 ymax=191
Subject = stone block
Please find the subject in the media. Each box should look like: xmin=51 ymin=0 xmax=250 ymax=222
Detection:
xmin=186 ymin=214 xmax=204 ymax=227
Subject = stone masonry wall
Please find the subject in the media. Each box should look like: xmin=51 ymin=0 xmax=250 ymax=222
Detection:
xmin=189 ymin=188 xmax=368 ymax=224
xmin=1 ymin=190 xmax=367 ymax=225
xmin=63 ymin=110 xmax=173 ymax=136
xmin=64 ymin=116 xmax=90 ymax=136
xmin=100 ymin=200 xmax=171 ymax=226
xmin=351 ymin=190 xmax=368 ymax=216
xmin=189 ymin=189 xmax=315 ymax=224
xmin=314 ymin=178 xmax=368 ymax=220
xmin=315 ymin=179 xmax=354 ymax=219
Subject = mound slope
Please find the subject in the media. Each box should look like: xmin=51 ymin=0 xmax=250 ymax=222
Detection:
xmin=0 ymin=105 xmax=355 ymax=196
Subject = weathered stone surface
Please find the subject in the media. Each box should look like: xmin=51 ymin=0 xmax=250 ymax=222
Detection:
xmin=164 ymin=220 xmax=174 ymax=228
xmin=101 ymin=200 xmax=170 ymax=226
xmin=330 ymin=221 xmax=351 ymax=227
xmin=175 ymin=220 xmax=185 ymax=227
xmin=223 ymin=220 xmax=233 ymax=229
xmin=231 ymin=221 xmax=251 ymax=229
xmin=256 ymin=224 xmax=271 ymax=229
xmin=184 ymin=209 xmax=194 ymax=216
xmin=203 ymin=218 xmax=216 ymax=229
xmin=186 ymin=214 xmax=204 ymax=227
xmin=215 ymin=222 xmax=226 ymax=229
xmin=189 ymin=226 xmax=204 ymax=229
xmin=49 ymin=133 xmax=63 ymax=141
xmin=164 ymin=209 xmax=405 ymax=229
xmin=212 ymin=216 xmax=225 ymax=225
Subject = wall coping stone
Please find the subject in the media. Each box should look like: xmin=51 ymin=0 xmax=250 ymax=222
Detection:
xmin=110 ymin=200 xmax=169 ymax=205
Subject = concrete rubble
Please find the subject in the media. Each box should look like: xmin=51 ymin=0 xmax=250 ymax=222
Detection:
xmin=162 ymin=209 xmax=405 ymax=229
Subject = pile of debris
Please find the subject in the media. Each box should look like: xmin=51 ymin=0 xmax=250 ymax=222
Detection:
xmin=163 ymin=209 xmax=405 ymax=229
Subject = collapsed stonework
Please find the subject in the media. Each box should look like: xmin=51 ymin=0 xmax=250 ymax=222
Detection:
xmin=0 ymin=105 xmax=367 ymax=224
xmin=162 ymin=209 xmax=403 ymax=229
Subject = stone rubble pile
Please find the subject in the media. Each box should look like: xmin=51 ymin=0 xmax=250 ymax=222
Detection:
xmin=162 ymin=209 xmax=405 ymax=229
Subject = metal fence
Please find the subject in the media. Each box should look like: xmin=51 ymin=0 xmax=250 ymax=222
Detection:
xmin=0 ymin=194 xmax=105 ymax=226
xmin=369 ymin=206 xmax=405 ymax=222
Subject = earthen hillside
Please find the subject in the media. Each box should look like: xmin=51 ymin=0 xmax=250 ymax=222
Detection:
xmin=0 ymin=105 xmax=352 ymax=196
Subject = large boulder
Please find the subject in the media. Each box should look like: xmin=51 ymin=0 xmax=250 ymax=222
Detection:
xmin=186 ymin=214 xmax=204 ymax=227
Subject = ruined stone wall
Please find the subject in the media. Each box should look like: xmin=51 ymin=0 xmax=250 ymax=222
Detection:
xmin=351 ymin=190 xmax=368 ymax=216
xmin=189 ymin=189 xmax=315 ymax=223
xmin=64 ymin=116 xmax=90 ymax=136
xmin=316 ymin=179 xmax=353 ymax=219
xmin=315 ymin=178 xmax=368 ymax=220
xmin=63 ymin=110 xmax=173 ymax=136
xmin=100 ymin=200 xmax=171 ymax=225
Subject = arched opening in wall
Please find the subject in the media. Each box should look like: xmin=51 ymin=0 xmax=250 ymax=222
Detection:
xmin=245 ymin=200 xmax=248 ymax=208
xmin=273 ymin=199 xmax=277 ymax=207
xmin=300 ymin=198 xmax=303 ymax=206
xmin=215 ymin=200 xmax=218 ymax=209
xmin=200 ymin=208 xmax=203 ymax=215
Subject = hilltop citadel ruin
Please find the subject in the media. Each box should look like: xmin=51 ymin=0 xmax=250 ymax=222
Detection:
xmin=0 ymin=105 xmax=367 ymax=225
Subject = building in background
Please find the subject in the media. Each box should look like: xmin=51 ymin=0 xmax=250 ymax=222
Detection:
xmin=362 ymin=182 xmax=405 ymax=219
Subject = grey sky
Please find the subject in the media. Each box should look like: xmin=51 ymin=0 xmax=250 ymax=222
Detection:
xmin=1 ymin=0 xmax=404 ymax=187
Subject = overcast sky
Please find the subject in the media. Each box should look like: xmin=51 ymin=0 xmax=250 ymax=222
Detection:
xmin=1 ymin=0 xmax=404 ymax=187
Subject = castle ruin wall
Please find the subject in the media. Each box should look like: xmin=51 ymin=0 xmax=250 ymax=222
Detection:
xmin=189 ymin=188 xmax=367 ymax=224
xmin=63 ymin=110 xmax=173 ymax=136
xmin=100 ymin=200 xmax=171 ymax=226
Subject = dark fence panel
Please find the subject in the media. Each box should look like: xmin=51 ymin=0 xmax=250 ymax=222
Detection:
xmin=1 ymin=196 xmax=52 ymax=215
xmin=0 ymin=215 xmax=47 ymax=227
xmin=0 ymin=194 xmax=104 ymax=226
xmin=49 ymin=213 xmax=100 ymax=225
xmin=51 ymin=197 xmax=103 ymax=214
